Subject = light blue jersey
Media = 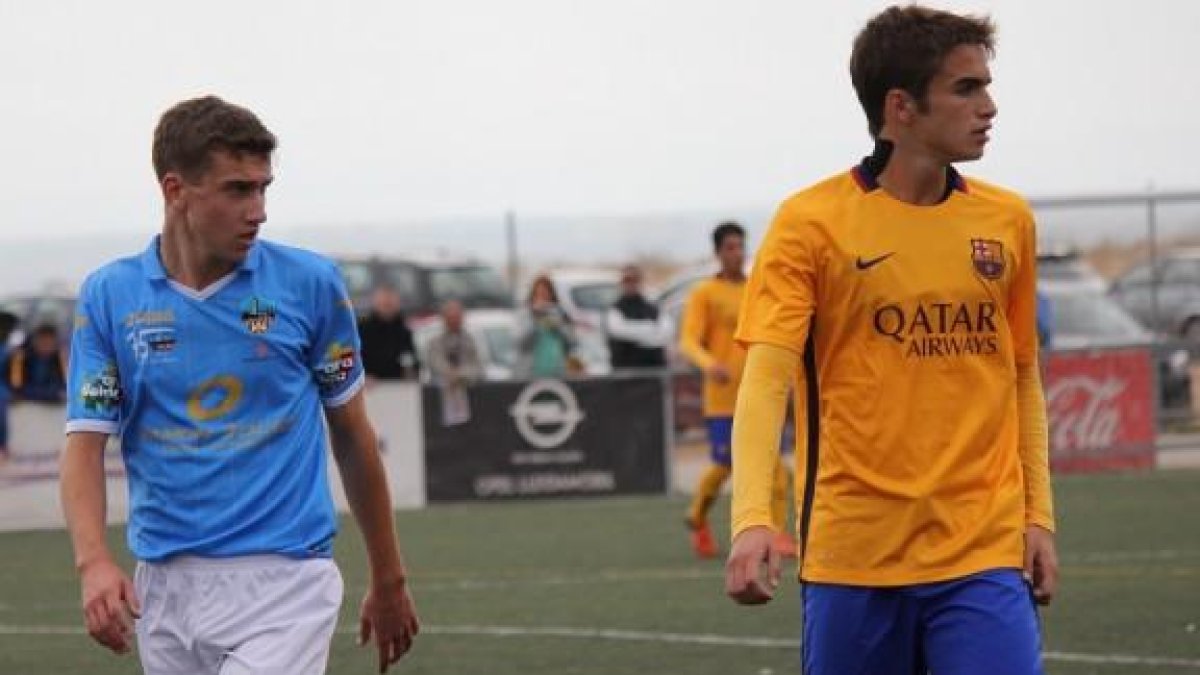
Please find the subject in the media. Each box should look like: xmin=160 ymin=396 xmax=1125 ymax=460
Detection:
xmin=66 ymin=237 xmax=364 ymax=562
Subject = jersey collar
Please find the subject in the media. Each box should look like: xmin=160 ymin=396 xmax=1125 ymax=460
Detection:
xmin=140 ymin=235 xmax=263 ymax=281
xmin=851 ymin=139 xmax=968 ymax=200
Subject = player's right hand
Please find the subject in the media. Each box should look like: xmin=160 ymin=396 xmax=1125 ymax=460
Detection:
xmin=79 ymin=556 xmax=140 ymax=654
xmin=725 ymin=526 xmax=781 ymax=606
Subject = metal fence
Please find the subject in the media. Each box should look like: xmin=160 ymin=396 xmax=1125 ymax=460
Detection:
xmin=1031 ymin=191 xmax=1200 ymax=427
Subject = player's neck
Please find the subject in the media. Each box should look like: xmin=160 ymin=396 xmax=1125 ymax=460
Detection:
xmin=717 ymin=269 xmax=745 ymax=283
xmin=874 ymin=139 xmax=950 ymax=206
xmin=159 ymin=225 xmax=237 ymax=291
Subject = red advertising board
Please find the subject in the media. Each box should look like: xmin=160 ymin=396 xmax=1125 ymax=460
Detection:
xmin=1045 ymin=347 xmax=1157 ymax=473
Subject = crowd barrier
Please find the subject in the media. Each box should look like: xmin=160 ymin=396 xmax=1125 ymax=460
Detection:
xmin=0 ymin=350 xmax=1161 ymax=531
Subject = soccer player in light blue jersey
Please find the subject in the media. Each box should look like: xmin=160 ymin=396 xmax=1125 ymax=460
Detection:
xmin=60 ymin=96 xmax=419 ymax=674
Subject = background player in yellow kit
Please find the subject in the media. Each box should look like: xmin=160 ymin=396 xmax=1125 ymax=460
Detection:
xmin=680 ymin=222 xmax=793 ymax=559
xmin=724 ymin=6 xmax=1057 ymax=674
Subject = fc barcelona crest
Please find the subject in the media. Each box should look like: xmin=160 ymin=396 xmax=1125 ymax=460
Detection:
xmin=970 ymin=239 xmax=1005 ymax=280
xmin=240 ymin=296 xmax=277 ymax=334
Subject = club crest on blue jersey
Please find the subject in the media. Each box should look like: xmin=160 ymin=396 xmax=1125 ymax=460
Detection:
xmin=80 ymin=363 xmax=122 ymax=413
xmin=240 ymin=296 xmax=277 ymax=334
xmin=970 ymin=239 xmax=1005 ymax=280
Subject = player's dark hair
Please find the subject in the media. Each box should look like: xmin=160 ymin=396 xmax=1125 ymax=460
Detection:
xmin=712 ymin=221 xmax=745 ymax=253
xmin=152 ymin=96 xmax=276 ymax=180
xmin=850 ymin=5 xmax=995 ymax=138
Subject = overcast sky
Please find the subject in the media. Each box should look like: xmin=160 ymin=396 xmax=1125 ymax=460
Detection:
xmin=0 ymin=0 xmax=1197 ymax=251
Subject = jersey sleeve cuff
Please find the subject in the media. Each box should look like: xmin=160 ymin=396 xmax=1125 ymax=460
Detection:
xmin=734 ymin=328 xmax=804 ymax=355
xmin=731 ymin=511 xmax=778 ymax=539
xmin=321 ymin=371 xmax=365 ymax=408
xmin=1025 ymin=513 xmax=1055 ymax=533
xmin=64 ymin=419 xmax=119 ymax=436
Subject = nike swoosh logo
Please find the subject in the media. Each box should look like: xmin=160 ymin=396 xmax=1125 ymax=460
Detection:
xmin=855 ymin=252 xmax=895 ymax=270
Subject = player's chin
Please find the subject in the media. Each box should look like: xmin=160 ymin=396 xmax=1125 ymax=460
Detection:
xmin=959 ymin=137 xmax=989 ymax=161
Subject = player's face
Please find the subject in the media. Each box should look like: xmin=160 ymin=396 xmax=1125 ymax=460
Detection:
xmin=173 ymin=150 xmax=272 ymax=267
xmin=716 ymin=234 xmax=745 ymax=275
xmin=911 ymin=44 xmax=997 ymax=163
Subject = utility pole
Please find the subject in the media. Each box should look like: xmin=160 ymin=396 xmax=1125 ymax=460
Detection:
xmin=506 ymin=210 xmax=519 ymax=298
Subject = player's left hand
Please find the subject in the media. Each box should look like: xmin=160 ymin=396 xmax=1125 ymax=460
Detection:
xmin=1023 ymin=525 xmax=1059 ymax=606
xmin=358 ymin=576 xmax=420 ymax=673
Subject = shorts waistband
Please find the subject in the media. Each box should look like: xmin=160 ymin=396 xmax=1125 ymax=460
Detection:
xmin=141 ymin=554 xmax=323 ymax=571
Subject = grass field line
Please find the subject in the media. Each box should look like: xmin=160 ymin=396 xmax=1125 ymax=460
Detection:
xmin=2 ymin=623 xmax=1198 ymax=669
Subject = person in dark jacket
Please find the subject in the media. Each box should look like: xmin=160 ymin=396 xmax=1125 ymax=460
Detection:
xmin=357 ymin=286 xmax=420 ymax=380
xmin=606 ymin=265 xmax=669 ymax=371
xmin=6 ymin=323 xmax=67 ymax=403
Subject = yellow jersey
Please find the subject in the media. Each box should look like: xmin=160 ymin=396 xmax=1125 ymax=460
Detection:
xmin=736 ymin=165 xmax=1045 ymax=586
xmin=680 ymin=276 xmax=747 ymax=417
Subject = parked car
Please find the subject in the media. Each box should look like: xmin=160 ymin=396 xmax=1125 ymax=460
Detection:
xmin=411 ymin=309 xmax=518 ymax=382
xmin=1037 ymin=246 xmax=1106 ymax=291
xmin=1042 ymin=280 xmax=1191 ymax=411
xmin=1108 ymin=248 xmax=1200 ymax=346
xmin=0 ymin=291 xmax=76 ymax=349
xmin=335 ymin=253 xmax=513 ymax=322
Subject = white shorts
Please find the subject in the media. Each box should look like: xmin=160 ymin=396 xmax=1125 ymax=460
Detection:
xmin=134 ymin=555 xmax=344 ymax=675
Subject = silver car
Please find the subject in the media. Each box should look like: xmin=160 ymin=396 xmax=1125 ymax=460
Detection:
xmin=1109 ymin=248 xmax=1200 ymax=345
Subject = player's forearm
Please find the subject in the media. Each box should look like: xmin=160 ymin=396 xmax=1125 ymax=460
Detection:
xmin=60 ymin=432 xmax=115 ymax=571
xmin=679 ymin=334 xmax=716 ymax=371
xmin=1016 ymin=361 xmax=1055 ymax=531
xmin=731 ymin=343 xmax=798 ymax=537
xmin=329 ymin=422 xmax=408 ymax=584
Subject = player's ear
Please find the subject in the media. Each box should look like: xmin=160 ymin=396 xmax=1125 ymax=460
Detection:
xmin=884 ymin=88 xmax=916 ymax=127
xmin=160 ymin=172 xmax=186 ymax=208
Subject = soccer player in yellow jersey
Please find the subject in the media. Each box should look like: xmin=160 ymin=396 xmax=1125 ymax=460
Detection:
xmin=681 ymin=222 xmax=793 ymax=559
xmin=724 ymin=6 xmax=1058 ymax=675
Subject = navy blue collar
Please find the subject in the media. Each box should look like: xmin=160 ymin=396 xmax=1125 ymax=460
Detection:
xmin=850 ymin=139 xmax=967 ymax=200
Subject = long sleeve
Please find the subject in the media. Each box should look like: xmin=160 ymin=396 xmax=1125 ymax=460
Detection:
xmin=1017 ymin=361 xmax=1054 ymax=531
xmin=731 ymin=342 xmax=801 ymax=537
xmin=678 ymin=287 xmax=715 ymax=371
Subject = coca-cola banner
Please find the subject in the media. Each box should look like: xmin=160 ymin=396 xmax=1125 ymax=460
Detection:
xmin=1045 ymin=347 xmax=1157 ymax=473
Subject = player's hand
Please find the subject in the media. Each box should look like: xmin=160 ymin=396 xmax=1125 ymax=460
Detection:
xmin=725 ymin=526 xmax=781 ymax=605
xmin=79 ymin=556 xmax=140 ymax=654
xmin=708 ymin=364 xmax=732 ymax=384
xmin=358 ymin=575 xmax=420 ymax=673
xmin=1024 ymin=525 xmax=1059 ymax=605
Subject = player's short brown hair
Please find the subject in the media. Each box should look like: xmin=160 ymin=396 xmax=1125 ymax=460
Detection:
xmin=152 ymin=96 xmax=276 ymax=180
xmin=850 ymin=5 xmax=995 ymax=138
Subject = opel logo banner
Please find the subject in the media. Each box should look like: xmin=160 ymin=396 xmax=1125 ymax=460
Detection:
xmin=508 ymin=379 xmax=586 ymax=449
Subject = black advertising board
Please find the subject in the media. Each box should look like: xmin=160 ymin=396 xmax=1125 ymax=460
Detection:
xmin=422 ymin=376 xmax=669 ymax=502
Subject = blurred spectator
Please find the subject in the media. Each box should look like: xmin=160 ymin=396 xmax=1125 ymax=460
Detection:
xmin=6 ymin=323 xmax=67 ymax=403
xmin=0 ymin=311 xmax=16 ymax=459
xmin=516 ymin=274 xmax=579 ymax=378
xmin=427 ymin=300 xmax=482 ymax=426
xmin=427 ymin=300 xmax=483 ymax=387
xmin=358 ymin=285 xmax=420 ymax=380
xmin=606 ymin=264 xmax=669 ymax=371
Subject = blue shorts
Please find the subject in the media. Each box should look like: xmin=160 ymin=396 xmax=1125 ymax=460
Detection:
xmin=802 ymin=569 xmax=1043 ymax=675
xmin=707 ymin=417 xmax=794 ymax=467
xmin=706 ymin=417 xmax=733 ymax=466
